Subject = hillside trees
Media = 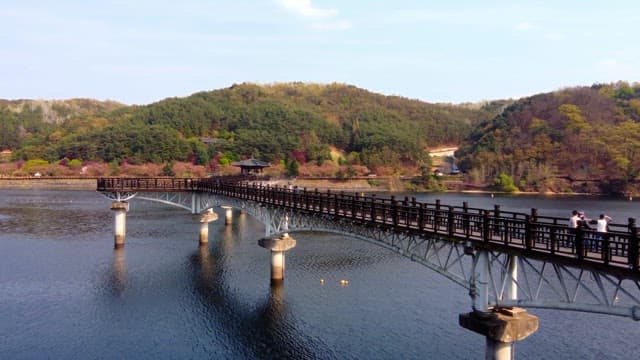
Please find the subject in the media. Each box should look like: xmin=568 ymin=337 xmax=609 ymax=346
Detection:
xmin=457 ymin=83 xmax=640 ymax=193
xmin=1 ymin=83 xmax=500 ymax=173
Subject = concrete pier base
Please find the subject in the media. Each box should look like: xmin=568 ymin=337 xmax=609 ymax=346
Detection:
xmin=459 ymin=307 xmax=538 ymax=360
xmin=110 ymin=201 xmax=129 ymax=249
xmin=222 ymin=206 xmax=233 ymax=225
xmin=258 ymin=233 xmax=297 ymax=284
xmin=199 ymin=210 xmax=218 ymax=244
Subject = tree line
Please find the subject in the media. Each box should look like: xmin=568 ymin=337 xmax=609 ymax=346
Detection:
xmin=456 ymin=82 xmax=640 ymax=194
xmin=0 ymin=83 xmax=498 ymax=175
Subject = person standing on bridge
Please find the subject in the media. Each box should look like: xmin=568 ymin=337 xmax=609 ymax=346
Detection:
xmin=569 ymin=210 xmax=580 ymax=229
xmin=578 ymin=211 xmax=593 ymax=229
xmin=594 ymin=214 xmax=613 ymax=251
xmin=597 ymin=214 xmax=612 ymax=232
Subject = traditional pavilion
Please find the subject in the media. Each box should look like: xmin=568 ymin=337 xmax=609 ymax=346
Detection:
xmin=232 ymin=158 xmax=271 ymax=175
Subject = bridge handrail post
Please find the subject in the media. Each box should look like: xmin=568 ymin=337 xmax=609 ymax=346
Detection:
xmin=401 ymin=197 xmax=410 ymax=226
xmin=525 ymin=215 xmax=533 ymax=250
xmin=370 ymin=194 xmax=377 ymax=222
xmin=263 ymin=184 xmax=268 ymax=204
xmin=576 ymin=226 xmax=585 ymax=260
xmin=493 ymin=205 xmax=501 ymax=237
xmin=602 ymin=232 xmax=611 ymax=265
xmin=391 ymin=196 xmax=399 ymax=227
xmin=410 ymin=197 xmax=417 ymax=228
xmin=352 ymin=193 xmax=358 ymax=219
xmin=463 ymin=202 xmax=470 ymax=238
xmin=289 ymin=186 xmax=295 ymax=208
xmin=550 ymin=226 xmax=557 ymax=254
xmin=483 ymin=210 xmax=490 ymax=242
xmin=417 ymin=203 xmax=425 ymax=230
xmin=628 ymin=218 xmax=639 ymax=270
xmin=447 ymin=206 xmax=454 ymax=238
xmin=381 ymin=197 xmax=388 ymax=225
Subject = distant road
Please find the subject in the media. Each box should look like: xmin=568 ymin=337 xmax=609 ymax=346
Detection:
xmin=428 ymin=147 xmax=458 ymax=157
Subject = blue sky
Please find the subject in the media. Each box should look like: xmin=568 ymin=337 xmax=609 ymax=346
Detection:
xmin=1 ymin=0 xmax=638 ymax=105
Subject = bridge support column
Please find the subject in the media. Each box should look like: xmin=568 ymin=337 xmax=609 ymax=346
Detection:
xmin=462 ymin=251 xmax=537 ymax=359
xmin=199 ymin=210 xmax=219 ymax=244
xmin=258 ymin=233 xmax=297 ymax=285
xmin=222 ymin=206 xmax=233 ymax=225
xmin=110 ymin=201 xmax=129 ymax=249
xmin=459 ymin=307 xmax=538 ymax=360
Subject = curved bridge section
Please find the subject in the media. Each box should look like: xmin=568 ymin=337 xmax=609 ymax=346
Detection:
xmin=97 ymin=177 xmax=640 ymax=320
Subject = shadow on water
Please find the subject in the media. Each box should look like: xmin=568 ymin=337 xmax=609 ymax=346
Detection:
xmin=188 ymin=235 xmax=336 ymax=360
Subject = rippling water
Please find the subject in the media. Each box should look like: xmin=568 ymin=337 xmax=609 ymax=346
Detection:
xmin=1 ymin=190 xmax=639 ymax=359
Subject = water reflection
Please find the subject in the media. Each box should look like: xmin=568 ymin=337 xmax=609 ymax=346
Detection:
xmin=190 ymin=232 xmax=332 ymax=359
xmin=108 ymin=248 xmax=127 ymax=297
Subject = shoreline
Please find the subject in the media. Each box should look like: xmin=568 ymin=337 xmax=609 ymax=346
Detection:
xmin=0 ymin=178 xmax=97 ymax=190
xmin=0 ymin=177 xmax=626 ymax=197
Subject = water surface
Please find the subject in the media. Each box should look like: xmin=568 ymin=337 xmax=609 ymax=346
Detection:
xmin=1 ymin=190 xmax=639 ymax=359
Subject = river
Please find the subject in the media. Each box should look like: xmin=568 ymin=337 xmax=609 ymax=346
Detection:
xmin=0 ymin=189 xmax=639 ymax=359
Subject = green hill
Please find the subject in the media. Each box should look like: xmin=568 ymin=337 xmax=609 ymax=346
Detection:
xmin=456 ymin=82 xmax=640 ymax=194
xmin=0 ymin=83 xmax=501 ymax=174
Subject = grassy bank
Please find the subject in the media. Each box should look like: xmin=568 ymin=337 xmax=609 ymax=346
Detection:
xmin=0 ymin=177 xmax=97 ymax=190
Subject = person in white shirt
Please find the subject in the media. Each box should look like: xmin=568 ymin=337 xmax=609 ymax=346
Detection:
xmin=567 ymin=210 xmax=581 ymax=248
xmin=597 ymin=214 xmax=612 ymax=233
xmin=593 ymin=213 xmax=613 ymax=252
xmin=569 ymin=210 xmax=580 ymax=229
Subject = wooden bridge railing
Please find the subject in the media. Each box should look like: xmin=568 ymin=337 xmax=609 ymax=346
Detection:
xmin=97 ymin=176 xmax=640 ymax=278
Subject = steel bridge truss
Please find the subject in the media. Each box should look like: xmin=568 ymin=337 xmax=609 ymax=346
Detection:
xmin=103 ymin=191 xmax=640 ymax=320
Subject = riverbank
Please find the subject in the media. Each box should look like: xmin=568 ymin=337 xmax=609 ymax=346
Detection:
xmin=0 ymin=176 xmax=625 ymax=197
xmin=0 ymin=177 xmax=97 ymax=190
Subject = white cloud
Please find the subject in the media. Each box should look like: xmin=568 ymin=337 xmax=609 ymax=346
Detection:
xmin=276 ymin=0 xmax=337 ymax=19
xmin=515 ymin=21 xmax=532 ymax=31
xmin=275 ymin=0 xmax=350 ymax=31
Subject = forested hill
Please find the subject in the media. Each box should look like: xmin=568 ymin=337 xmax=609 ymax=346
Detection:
xmin=456 ymin=82 xmax=640 ymax=194
xmin=0 ymin=83 xmax=503 ymax=174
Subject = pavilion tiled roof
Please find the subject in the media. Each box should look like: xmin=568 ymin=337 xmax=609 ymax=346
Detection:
xmin=231 ymin=158 xmax=270 ymax=168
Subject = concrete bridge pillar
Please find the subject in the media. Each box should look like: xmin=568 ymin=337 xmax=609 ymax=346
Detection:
xmin=222 ymin=206 xmax=233 ymax=225
xmin=461 ymin=252 xmax=537 ymax=359
xmin=110 ymin=201 xmax=129 ymax=249
xmin=258 ymin=233 xmax=297 ymax=285
xmin=459 ymin=307 xmax=538 ymax=360
xmin=199 ymin=209 xmax=219 ymax=244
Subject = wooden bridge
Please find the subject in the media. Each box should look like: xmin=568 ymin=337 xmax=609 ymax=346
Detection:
xmin=97 ymin=175 xmax=640 ymax=358
xmin=97 ymin=176 xmax=640 ymax=279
